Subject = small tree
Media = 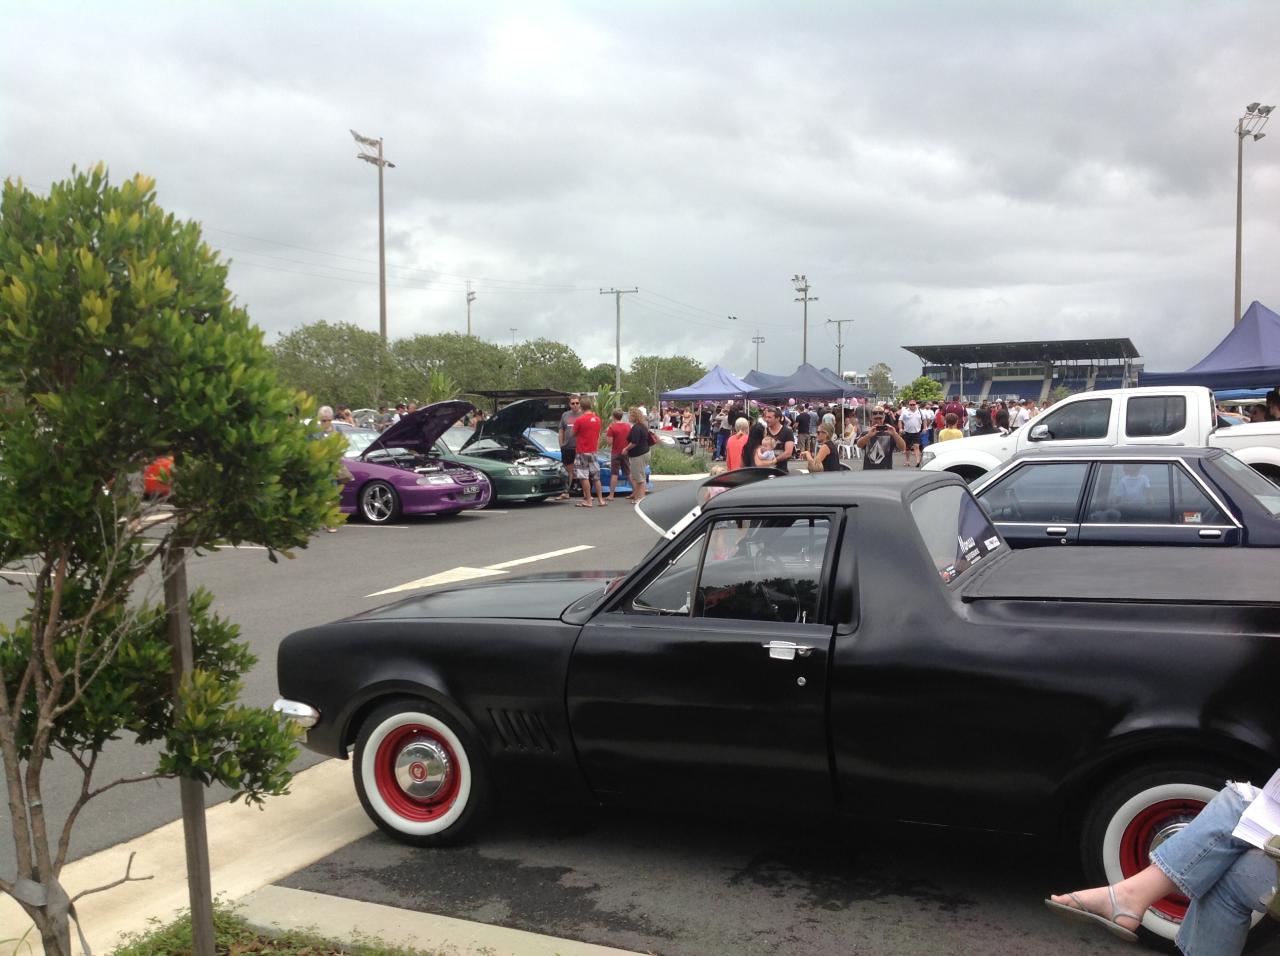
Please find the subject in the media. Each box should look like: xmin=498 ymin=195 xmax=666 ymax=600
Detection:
xmin=1050 ymin=385 xmax=1073 ymax=402
xmin=897 ymin=375 xmax=945 ymax=403
xmin=0 ymin=167 xmax=344 ymax=955
xmin=866 ymin=362 xmax=894 ymax=398
xmin=271 ymin=320 xmax=394 ymax=407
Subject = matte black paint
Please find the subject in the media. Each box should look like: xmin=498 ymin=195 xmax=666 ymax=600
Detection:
xmin=277 ymin=471 xmax=1280 ymax=840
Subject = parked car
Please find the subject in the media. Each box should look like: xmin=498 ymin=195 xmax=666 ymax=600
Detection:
xmin=972 ymin=447 xmax=1280 ymax=548
xmin=522 ymin=424 xmax=653 ymax=494
xmin=276 ymin=470 xmax=1280 ymax=951
xmin=337 ymin=401 xmax=491 ymax=523
xmin=142 ymin=456 xmax=173 ymax=496
xmin=431 ymin=401 xmax=568 ymax=505
xmin=921 ymin=385 xmax=1280 ymax=485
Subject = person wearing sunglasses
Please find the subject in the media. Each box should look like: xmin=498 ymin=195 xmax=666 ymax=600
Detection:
xmin=556 ymin=396 xmax=583 ymax=501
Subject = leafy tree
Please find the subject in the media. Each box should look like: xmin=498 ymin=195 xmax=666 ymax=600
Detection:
xmin=419 ymin=369 xmax=460 ymax=404
xmin=392 ymin=332 xmax=507 ymax=400
xmin=1050 ymin=385 xmax=1073 ymax=402
xmin=897 ymin=375 xmax=945 ymax=402
xmin=866 ymin=361 xmax=894 ymax=398
xmin=584 ymin=362 xmax=619 ymax=390
xmin=0 ymin=167 xmax=342 ymax=956
xmin=271 ymin=320 xmax=394 ymax=408
xmin=508 ymin=338 xmax=587 ymax=391
xmin=624 ymin=355 xmax=706 ymax=408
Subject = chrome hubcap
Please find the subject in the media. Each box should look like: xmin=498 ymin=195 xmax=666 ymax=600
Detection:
xmin=364 ymin=486 xmax=392 ymax=520
xmin=1149 ymin=818 xmax=1193 ymax=856
xmin=393 ymin=738 xmax=451 ymax=799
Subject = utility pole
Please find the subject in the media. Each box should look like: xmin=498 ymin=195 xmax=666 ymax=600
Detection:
xmin=509 ymin=327 xmax=518 ymax=346
xmin=600 ymin=287 xmax=639 ymax=395
xmin=1234 ymin=102 xmax=1273 ymax=325
xmin=351 ymin=129 xmax=396 ymax=343
xmin=793 ymin=275 xmax=818 ymax=364
xmin=826 ymin=319 xmax=855 ymax=376
xmin=752 ymin=330 xmax=766 ymax=371
xmin=466 ymin=281 xmax=476 ymax=336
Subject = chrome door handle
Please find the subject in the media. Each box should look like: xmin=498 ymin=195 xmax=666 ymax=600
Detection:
xmin=1198 ymin=529 xmax=1223 ymax=539
xmin=1046 ymin=527 xmax=1067 ymax=536
xmin=762 ymin=641 xmax=814 ymax=660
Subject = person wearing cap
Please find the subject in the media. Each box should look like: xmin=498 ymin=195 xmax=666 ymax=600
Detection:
xmin=898 ymin=400 xmax=925 ymax=467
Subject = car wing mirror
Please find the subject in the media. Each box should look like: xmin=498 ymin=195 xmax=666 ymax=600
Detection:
xmin=1028 ymin=423 xmax=1052 ymax=441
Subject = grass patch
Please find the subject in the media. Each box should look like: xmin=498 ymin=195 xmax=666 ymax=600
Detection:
xmin=650 ymin=444 xmax=711 ymax=475
xmin=112 ymin=901 xmax=439 ymax=956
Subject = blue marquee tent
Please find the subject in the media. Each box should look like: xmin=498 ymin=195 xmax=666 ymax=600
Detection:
xmin=747 ymin=363 xmax=867 ymax=401
xmin=659 ymin=364 xmax=755 ymax=401
xmin=1141 ymin=301 xmax=1280 ymax=389
xmin=743 ymin=369 xmax=787 ymax=388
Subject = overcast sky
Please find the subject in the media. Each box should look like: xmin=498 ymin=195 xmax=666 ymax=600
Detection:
xmin=4 ymin=1 xmax=1278 ymax=384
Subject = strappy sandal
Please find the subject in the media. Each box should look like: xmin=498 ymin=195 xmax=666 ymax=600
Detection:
xmin=1044 ymin=886 xmax=1140 ymax=943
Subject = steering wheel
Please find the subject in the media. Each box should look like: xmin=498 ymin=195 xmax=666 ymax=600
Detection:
xmin=753 ymin=551 xmax=800 ymax=623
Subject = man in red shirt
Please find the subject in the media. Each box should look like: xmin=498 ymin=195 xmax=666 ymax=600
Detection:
xmin=571 ymin=396 xmax=606 ymax=507
xmin=604 ymin=407 xmax=632 ymax=501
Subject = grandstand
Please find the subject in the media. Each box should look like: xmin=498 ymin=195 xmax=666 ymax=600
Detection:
xmin=901 ymin=339 xmax=1142 ymax=402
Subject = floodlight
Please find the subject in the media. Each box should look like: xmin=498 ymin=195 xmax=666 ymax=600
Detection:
xmin=1247 ymin=102 xmax=1261 ymax=113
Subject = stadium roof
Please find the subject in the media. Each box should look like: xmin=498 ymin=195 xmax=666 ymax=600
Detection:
xmin=903 ymin=338 xmax=1140 ymax=365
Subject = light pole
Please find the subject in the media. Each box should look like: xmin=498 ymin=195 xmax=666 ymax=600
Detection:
xmin=509 ymin=327 xmax=518 ymax=346
xmin=1234 ymin=103 xmax=1272 ymax=325
xmin=351 ymin=129 xmax=396 ymax=343
xmin=752 ymin=330 xmax=766 ymax=371
xmin=466 ymin=281 xmax=476 ymax=336
xmin=793 ymin=275 xmax=817 ymax=364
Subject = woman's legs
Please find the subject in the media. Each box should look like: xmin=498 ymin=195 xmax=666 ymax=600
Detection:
xmin=1175 ymin=847 xmax=1272 ymax=956
xmin=1050 ymin=785 xmax=1264 ymax=946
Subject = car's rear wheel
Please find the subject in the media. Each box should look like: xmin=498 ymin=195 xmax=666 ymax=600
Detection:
xmin=359 ymin=480 xmax=401 ymax=524
xmin=1081 ymin=764 xmax=1278 ymax=952
xmin=352 ymin=700 xmax=490 ymax=846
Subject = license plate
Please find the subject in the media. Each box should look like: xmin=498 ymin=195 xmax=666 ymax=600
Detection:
xmin=462 ymin=485 xmax=479 ymax=495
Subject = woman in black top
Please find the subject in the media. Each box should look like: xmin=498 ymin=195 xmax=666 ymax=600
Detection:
xmin=801 ymin=423 xmax=841 ymax=472
xmin=742 ymin=422 xmax=766 ymax=469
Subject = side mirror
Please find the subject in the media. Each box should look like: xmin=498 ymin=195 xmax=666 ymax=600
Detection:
xmin=1028 ymin=423 xmax=1052 ymax=442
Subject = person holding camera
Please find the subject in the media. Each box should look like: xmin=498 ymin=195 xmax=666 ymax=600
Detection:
xmin=856 ymin=407 xmax=905 ymax=470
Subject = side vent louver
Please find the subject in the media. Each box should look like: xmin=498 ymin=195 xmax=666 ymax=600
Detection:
xmin=487 ymin=709 xmax=558 ymax=753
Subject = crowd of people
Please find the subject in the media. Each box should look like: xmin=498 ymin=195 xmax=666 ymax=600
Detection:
xmin=660 ymin=395 xmax=1057 ymax=473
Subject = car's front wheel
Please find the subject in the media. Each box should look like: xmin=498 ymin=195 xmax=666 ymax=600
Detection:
xmin=359 ymin=480 xmax=401 ymax=524
xmin=1081 ymin=764 xmax=1278 ymax=951
xmin=352 ymin=700 xmax=490 ymax=846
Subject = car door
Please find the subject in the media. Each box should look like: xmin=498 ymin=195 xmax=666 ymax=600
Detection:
xmin=567 ymin=510 xmax=840 ymax=813
xmin=974 ymin=461 xmax=1091 ymax=547
xmin=1078 ymin=460 xmax=1242 ymax=546
xmin=1024 ymin=397 xmax=1114 ymax=450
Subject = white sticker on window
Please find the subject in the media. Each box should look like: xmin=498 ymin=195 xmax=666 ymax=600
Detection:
xmin=984 ymin=536 xmax=1001 ymax=551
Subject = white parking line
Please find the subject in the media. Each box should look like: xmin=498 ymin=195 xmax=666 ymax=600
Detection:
xmin=1 ymin=569 xmax=36 ymax=576
xmin=487 ymin=545 xmax=594 ymax=569
xmin=341 ymin=524 xmax=409 ymax=530
xmin=367 ymin=544 xmax=596 ymax=597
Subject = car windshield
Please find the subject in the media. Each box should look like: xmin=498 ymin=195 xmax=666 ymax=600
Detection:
xmin=343 ymin=428 xmax=381 ymax=457
xmin=526 ymin=427 xmax=559 ymax=451
xmin=1215 ymin=452 xmax=1280 ymax=517
xmin=438 ymin=426 xmax=474 ymax=453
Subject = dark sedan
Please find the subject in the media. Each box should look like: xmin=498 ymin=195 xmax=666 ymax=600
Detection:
xmin=972 ymin=446 xmax=1280 ymax=548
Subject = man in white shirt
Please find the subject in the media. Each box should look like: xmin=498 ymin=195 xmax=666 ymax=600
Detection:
xmin=1012 ymin=399 xmax=1033 ymax=428
xmin=898 ymin=400 xmax=925 ymax=467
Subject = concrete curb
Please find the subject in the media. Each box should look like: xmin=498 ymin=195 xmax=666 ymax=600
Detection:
xmin=239 ymin=885 xmax=644 ymax=956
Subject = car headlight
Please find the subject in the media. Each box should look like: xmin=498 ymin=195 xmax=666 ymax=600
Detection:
xmin=416 ymin=475 xmax=452 ymax=485
xmin=507 ymin=465 xmax=536 ymax=476
xmin=921 ymin=448 xmax=936 ymax=465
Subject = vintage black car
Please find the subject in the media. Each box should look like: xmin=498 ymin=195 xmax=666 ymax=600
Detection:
xmin=972 ymin=446 xmax=1280 ymax=548
xmin=276 ymin=471 xmax=1280 ymax=949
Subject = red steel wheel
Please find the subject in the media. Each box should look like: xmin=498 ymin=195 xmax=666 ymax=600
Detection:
xmin=353 ymin=701 xmax=490 ymax=846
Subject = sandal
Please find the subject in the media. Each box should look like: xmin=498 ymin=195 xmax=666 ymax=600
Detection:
xmin=575 ymin=502 xmax=593 ymax=508
xmin=1044 ymin=886 xmax=1139 ymax=943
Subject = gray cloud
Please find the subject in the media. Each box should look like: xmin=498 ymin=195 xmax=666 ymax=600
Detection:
xmin=4 ymin=0 xmax=1278 ymax=385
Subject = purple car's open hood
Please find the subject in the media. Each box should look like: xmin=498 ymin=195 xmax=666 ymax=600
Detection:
xmin=360 ymin=400 xmax=474 ymax=459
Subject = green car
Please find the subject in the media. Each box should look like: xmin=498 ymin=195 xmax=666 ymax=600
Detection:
xmin=433 ymin=399 xmax=569 ymax=504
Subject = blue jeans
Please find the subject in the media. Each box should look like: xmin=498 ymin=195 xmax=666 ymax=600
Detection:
xmin=714 ymin=431 xmax=728 ymax=459
xmin=1151 ymin=785 xmax=1275 ymax=956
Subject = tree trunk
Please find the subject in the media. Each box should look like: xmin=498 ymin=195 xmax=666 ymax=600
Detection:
xmin=162 ymin=543 xmax=216 ymax=956
xmin=39 ymin=917 xmax=71 ymax=956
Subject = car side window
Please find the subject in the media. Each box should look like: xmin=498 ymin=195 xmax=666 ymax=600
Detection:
xmin=628 ymin=532 xmax=707 ymax=616
xmin=1126 ymin=396 xmax=1187 ymax=438
xmin=981 ymin=463 xmax=1091 ymax=523
xmin=1086 ymin=462 xmax=1172 ymax=524
xmin=696 ymin=517 xmax=830 ymax=624
xmin=1037 ymin=399 xmax=1112 ymax=440
xmin=1170 ymin=467 xmax=1229 ymax=526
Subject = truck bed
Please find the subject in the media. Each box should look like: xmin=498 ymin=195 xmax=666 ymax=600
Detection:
xmin=960 ymin=547 xmax=1280 ymax=605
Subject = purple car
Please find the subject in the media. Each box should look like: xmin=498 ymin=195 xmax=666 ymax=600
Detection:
xmin=339 ymin=401 xmax=491 ymax=523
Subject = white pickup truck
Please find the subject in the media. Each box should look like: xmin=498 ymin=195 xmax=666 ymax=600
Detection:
xmin=920 ymin=385 xmax=1280 ymax=483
